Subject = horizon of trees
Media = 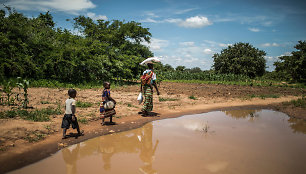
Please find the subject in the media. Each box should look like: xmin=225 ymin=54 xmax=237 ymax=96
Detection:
xmin=1 ymin=7 xmax=305 ymax=83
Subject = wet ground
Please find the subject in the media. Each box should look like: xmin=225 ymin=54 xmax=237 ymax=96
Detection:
xmin=8 ymin=110 xmax=306 ymax=174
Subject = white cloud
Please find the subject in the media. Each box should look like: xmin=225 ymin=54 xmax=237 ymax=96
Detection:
xmin=179 ymin=42 xmax=195 ymax=46
xmin=184 ymin=57 xmax=199 ymax=63
xmin=144 ymin=11 xmax=159 ymax=18
xmin=175 ymin=16 xmax=213 ymax=28
xmin=203 ymin=48 xmax=213 ymax=54
xmin=218 ymin=43 xmax=232 ymax=47
xmin=265 ymin=52 xmax=293 ymax=71
xmin=248 ymin=27 xmax=260 ymax=32
xmin=203 ymin=40 xmax=232 ymax=48
xmin=6 ymin=0 xmax=96 ymax=14
xmin=174 ymin=8 xmax=198 ymax=15
xmin=278 ymin=52 xmax=292 ymax=57
xmin=87 ymin=12 xmax=107 ymax=20
xmin=260 ymin=42 xmax=280 ymax=47
xmin=213 ymin=14 xmax=282 ymax=27
xmin=140 ymin=18 xmax=159 ymax=23
xmin=143 ymin=38 xmax=169 ymax=51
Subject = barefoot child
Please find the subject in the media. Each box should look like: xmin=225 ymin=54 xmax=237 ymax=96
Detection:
xmin=61 ymin=89 xmax=83 ymax=139
xmin=100 ymin=82 xmax=117 ymax=125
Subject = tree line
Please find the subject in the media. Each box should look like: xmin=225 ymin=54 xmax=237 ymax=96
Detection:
xmin=1 ymin=7 xmax=305 ymax=84
xmin=0 ymin=7 xmax=153 ymax=83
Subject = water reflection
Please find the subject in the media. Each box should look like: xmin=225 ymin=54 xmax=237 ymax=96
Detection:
xmin=10 ymin=110 xmax=306 ymax=174
xmin=223 ymin=109 xmax=260 ymax=121
xmin=61 ymin=122 xmax=158 ymax=173
xmin=288 ymin=117 xmax=306 ymax=134
xmin=62 ymin=144 xmax=80 ymax=174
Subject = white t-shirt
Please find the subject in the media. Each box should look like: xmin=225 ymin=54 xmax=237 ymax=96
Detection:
xmin=65 ymin=98 xmax=76 ymax=114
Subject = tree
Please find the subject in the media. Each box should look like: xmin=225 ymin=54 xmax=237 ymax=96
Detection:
xmin=274 ymin=41 xmax=306 ymax=82
xmin=176 ymin=66 xmax=186 ymax=72
xmin=189 ymin=67 xmax=202 ymax=73
xmin=212 ymin=42 xmax=266 ymax=78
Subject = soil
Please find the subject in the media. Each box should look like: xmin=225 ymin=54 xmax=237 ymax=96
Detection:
xmin=0 ymin=82 xmax=305 ymax=173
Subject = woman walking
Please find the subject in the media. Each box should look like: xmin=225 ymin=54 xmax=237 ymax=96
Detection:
xmin=140 ymin=63 xmax=160 ymax=116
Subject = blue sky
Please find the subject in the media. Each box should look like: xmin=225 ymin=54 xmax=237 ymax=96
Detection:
xmin=2 ymin=0 xmax=306 ymax=71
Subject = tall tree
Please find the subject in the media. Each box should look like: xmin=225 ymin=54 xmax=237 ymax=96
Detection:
xmin=274 ymin=41 xmax=306 ymax=82
xmin=212 ymin=42 xmax=266 ymax=78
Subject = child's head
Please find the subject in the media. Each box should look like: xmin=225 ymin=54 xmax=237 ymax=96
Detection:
xmin=103 ymin=82 xmax=110 ymax=89
xmin=68 ymin=89 xmax=77 ymax=98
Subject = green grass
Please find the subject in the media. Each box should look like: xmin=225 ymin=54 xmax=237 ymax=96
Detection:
xmin=0 ymin=106 xmax=61 ymax=121
xmin=283 ymin=97 xmax=306 ymax=108
xmin=247 ymin=94 xmax=280 ymax=99
xmin=25 ymin=131 xmax=46 ymax=142
xmin=189 ymin=95 xmax=197 ymax=100
xmin=28 ymin=79 xmax=136 ymax=89
xmin=40 ymin=101 xmax=50 ymax=104
xmin=78 ymin=117 xmax=88 ymax=124
xmin=159 ymin=97 xmax=179 ymax=102
xmin=163 ymin=79 xmax=306 ymax=88
xmin=44 ymin=124 xmax=52 ymax=132
xmin=76 ymin=101 xmax=93 ymax=108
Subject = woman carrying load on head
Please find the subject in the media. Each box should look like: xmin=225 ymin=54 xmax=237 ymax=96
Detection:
xmin=140 ymin=63 xmax=160 ymax=116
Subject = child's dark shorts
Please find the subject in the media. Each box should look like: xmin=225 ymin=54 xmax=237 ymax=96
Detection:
xmin=61 ymin=114 xmax=79 ymax=129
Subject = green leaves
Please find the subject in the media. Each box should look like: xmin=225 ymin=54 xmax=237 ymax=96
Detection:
xmin=1 ymin=9 xmax=153 ymax=83
xmin=274 ymin=41 xmax=306 ymax=82
xmin=213 ymin=42 xmax=266 ymax=78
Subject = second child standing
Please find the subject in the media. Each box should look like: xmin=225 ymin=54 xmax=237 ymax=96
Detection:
xmin=100 ymin=82 xmax=117 ymax=125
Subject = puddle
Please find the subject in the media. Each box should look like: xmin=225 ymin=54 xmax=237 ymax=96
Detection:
xmin=9 ymin=110 xmax=306 ymax=174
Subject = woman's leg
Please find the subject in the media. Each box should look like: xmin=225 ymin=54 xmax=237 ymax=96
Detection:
xmin=142 ymin=86 xmax=153 ymax=115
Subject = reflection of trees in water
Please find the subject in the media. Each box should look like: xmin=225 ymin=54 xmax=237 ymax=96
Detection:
xmin=61 ymin=123 xmax=159 ymax=173
xmin=288 ymin=118 xmax=306 ymax=134
xmin=223 ymin=110 xmax=261 ymax=120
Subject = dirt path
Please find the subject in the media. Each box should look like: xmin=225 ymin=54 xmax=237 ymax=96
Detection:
xmin=0 ymin=82 xmax=305 ymax=173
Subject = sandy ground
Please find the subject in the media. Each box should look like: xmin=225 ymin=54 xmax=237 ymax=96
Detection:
xmin=0 ymin=82 xmax=305 ymax=173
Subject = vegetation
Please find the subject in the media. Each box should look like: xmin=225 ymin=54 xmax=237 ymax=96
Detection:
xmin=283 ymin=97 xmax=306 ymax=108
xmin=1 ymin=7 xmax=305 ymax=89
xmin=159 ymin=97 xmax=179 ymax=102
xmin=0 ymin=106 xmax=61 ymax=121
xmin=212 ymin=42 xmax=266 ymax=78
xmin=16 ymin=77 xmax=30 ymax=108
xmin=76 ymin=101 xmax=93 ymax=108
xmin=274 ymin=41 xmax=306 ymax=83
xmin=247 ymin=94 xmax=280 ymax=99
xmin=0 ymin=77 xmax=32 ymax=107
xmin=189 ymin=95 xmax=197 ymax=100
xmin=0 ymin=7 xmax=152 ymax=83
xmin=78 ymin=117 xmax=88 ymax=124
xmin=25 ymin=131 xmax=46 ymax=142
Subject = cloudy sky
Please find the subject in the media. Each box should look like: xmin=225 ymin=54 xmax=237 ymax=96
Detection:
xmin=2 ymin=0 xmax=306 ymax=71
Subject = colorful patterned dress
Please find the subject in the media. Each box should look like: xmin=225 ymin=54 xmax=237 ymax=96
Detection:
xmin=100 ymin=89 xmax=116 ymax=118
xmin=141 ymin=69 xmax=156 ymax=113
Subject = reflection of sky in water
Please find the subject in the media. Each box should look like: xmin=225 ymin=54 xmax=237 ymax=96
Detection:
xmin=9 ymin=110 xmax=306 ymax=174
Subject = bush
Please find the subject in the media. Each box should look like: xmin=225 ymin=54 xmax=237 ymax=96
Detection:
xmin=212 ymin=42 xmax=266 ymax=78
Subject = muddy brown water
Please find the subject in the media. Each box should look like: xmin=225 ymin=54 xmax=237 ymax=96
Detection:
xmin=9 ymin=110 xmax=306 ymax=174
